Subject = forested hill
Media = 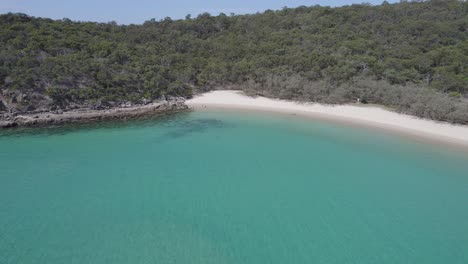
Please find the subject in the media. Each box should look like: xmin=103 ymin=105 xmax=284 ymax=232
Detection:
xmin=1 ymin=0 xmax=467 ymax=123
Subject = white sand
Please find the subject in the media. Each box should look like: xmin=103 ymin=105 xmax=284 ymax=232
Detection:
xmin=187 ymin=90 xmax=468 ymax=147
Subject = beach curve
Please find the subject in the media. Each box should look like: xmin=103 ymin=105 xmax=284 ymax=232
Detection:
xmin=187 ymin=90 xmax=468 ymax=148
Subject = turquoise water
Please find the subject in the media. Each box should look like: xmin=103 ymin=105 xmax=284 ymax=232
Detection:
xmin=1 ymin=110 xmax=468 ymax=263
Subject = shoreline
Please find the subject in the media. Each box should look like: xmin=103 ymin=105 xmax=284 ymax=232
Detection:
xmin=187 ymin=90 xmax=468 ymax=149
xmin=0 ymin=98 xmax=188 ymax=129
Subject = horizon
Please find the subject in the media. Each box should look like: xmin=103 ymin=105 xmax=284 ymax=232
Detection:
xmin=0 ymin=0 xmax=399 ymax=25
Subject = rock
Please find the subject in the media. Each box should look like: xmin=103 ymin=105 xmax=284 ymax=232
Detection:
xmin=9 ymin=92 xmax=26 ymax=104
xmin=20 ymin=93 xmax=29 ymax=103
xmin=0 ymin=121 xmax=17 ymax=128
xmin=93 ymin=100 xmax=104 ymax=110
xmin=0 ymin=100 xmax=6 ymax=112
xmin=119 ymin=101 xmax=133 ymax=108
xmin=7 ymin=92 xmax=16 ymax=104
xmin=142 ymin=98 xmax=152 ymax=105
xmin=26 ymin=105 xmax=36 ymax=112
xmin=4 ymin=76 xmax=13 ymax=85
xmin=0 ymin=96 xmax=189 ymax=129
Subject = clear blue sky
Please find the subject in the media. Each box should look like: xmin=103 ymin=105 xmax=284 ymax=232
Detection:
xmin=0 ymin=0 xmax=399 ymax=24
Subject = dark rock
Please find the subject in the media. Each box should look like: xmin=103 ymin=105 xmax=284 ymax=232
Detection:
xmin=26 ymin=105 xmax=36 ymax=112
xmin=0 ymin=121 xmax=17 ymax=128
xmin=0 ymin=100 xmax=6 ymax=112
xmin=93 ymin=100 xmax=104 ymax=110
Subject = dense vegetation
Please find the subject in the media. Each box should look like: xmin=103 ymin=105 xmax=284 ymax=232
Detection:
xmin=1 ymin=0 xmax=467 ymax=123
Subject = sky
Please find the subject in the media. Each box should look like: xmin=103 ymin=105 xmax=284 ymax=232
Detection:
xmin=0 ymin=0 xmax=399 ymax=24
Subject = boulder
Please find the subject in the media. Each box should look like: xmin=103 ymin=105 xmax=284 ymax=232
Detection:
xmin=142 ymin=98 xmax=152 ymax=105
xmin=0 ymin=100 xmax=6 ymax=112
xmin=93 ymin=100 xmax=105 ymax=110
xmin=26 ymin=105 xmax=36 ymax=112
xmin=8 ymin=91 xmax=26 ymax=104
xmin=106 ymin=101 xmax=116 ymax=108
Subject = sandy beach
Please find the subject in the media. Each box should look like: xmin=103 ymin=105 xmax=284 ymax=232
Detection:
xmin=187 ymin=90 xmax=468 ymax=147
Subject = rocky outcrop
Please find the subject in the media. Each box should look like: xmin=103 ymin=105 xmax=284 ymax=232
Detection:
xmin=0 ymin=90 xmax=54 ymax=114
xmin=0 ymin=97 xmax=188 ymax=129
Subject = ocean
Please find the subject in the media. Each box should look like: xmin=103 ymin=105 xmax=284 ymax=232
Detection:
xmin=1 ymin=110 xmax=467 ymax=263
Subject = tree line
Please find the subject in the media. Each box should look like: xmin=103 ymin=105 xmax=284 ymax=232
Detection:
xmin=0 ymin=0 xmax=467 ymax=123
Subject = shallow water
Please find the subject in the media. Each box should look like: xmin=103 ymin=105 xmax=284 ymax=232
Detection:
xmin=1 ymin=110 xmax=468 ymax=263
